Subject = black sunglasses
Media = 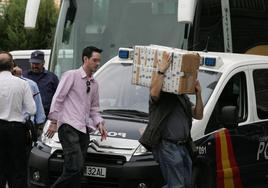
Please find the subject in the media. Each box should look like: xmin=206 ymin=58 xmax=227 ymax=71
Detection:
xmin=86 ymin=80 xmax=91 ymax=93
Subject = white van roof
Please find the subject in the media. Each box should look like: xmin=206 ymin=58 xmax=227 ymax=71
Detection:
xmin=196 ymin=51 xmax=268 ymax=73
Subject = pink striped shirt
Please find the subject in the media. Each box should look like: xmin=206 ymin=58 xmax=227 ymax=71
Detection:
xmin=48 ymin=66 xmax=103 ymax=133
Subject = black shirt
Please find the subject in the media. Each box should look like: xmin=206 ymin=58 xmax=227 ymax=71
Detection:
xmin=162 ymin=99 xmax=190 ymax=141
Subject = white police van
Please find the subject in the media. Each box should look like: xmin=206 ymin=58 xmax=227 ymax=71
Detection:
xmin=28 ymin=48 xmax=268 ymax=188
xmin=10 ymin=49 xmax=50 ymax=71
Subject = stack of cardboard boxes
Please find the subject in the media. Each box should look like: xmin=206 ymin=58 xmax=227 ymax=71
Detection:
xmin=132 ymin=45 xmax=200 ymax=94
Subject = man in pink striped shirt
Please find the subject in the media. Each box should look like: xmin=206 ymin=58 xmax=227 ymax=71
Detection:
xmin=46 ymin=46 xmax=107 ymax=188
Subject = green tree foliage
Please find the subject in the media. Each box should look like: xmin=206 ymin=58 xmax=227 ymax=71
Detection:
xmin=0 ymin=2 xmax=9 ymax=50
xmin=0 ymin=0 xmax=58 ymax=51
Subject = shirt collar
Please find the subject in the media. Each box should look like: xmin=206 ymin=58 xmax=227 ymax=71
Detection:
xmin=0 ymin=71 xmax=12 ymax=77
xmin=79 ymin=66 xmax=95 ymax=82
xmin=28 ymin=68 xmax=47 ymax=75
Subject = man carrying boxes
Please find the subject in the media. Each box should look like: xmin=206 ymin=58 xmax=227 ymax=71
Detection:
xmin=136 ymin=45 xmax=204 ymax=188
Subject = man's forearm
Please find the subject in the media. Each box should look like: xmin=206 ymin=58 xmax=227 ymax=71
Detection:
xmin=150 ymin=72 xmax=165 ymax=101
xmin=150 ymin=51 xmax=171 ymax=101
xmin=193 ymin=92 xmax=203 ymax=119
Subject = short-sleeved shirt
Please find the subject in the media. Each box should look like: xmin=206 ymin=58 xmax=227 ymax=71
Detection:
xmin=162 ymin=101 xmax=190 ymax=141
xmin=22 ymin=77 xmax=46 ymax=124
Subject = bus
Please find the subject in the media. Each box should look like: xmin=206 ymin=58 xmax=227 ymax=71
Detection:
xmin=24 ymin=0 xmax=268 ymax=78
xmin=189 ymin=0 xmax=268 ymax=55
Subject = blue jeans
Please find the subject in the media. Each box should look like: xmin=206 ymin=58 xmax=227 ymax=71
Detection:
xmin=51 ymin=124 xmax=89 ymax=188
xmin=152 ymin=140 xmax=192 ymax=188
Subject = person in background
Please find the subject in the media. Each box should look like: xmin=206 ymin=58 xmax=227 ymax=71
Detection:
xmin=23 ymin=50 xmax=59 ymax=116
xmin=0 ymin=51 xmax=36 ymax=188
xmin=13 ymin=65 xmax=46 ymax=137
xmin=139 ymin=52 xmax=204 ymax=188
xmin=46 ymin=46 xmax=108 ymax=188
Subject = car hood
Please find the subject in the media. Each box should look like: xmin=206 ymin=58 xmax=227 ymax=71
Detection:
xmin=41 ymin=117 xmax=148 ymax=161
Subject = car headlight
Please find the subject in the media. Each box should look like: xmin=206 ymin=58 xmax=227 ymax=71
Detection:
xmin=133 ymin=144 xmax=151 ymax=156
xmin=40 ymin=121 xmax=61 ymax=149
xmin=41 ymin=133 xmax=58 ymax=146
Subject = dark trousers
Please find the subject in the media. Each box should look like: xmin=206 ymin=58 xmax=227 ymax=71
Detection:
xmin=51 ymin=124 xmax=89 ymax=188
xmin=0 ymin=121 xmax=28 ymax=188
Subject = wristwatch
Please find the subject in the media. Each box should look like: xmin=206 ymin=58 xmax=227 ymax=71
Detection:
xmin=157 ymin=70 xmax=165 ymax=75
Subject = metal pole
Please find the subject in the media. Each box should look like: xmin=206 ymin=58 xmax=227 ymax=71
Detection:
xmin=221 ymin=0 xmax=233 ymax=52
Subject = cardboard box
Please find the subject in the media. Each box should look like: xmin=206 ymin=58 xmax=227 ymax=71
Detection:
xmin=132 ymin=45 xmax=200 ymax=94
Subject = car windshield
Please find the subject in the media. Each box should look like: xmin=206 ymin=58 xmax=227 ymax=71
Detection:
xmin=96 ymin=63 xmax=221 ymax=114
xmin=96 ymin=63 xmax=149 ymax=113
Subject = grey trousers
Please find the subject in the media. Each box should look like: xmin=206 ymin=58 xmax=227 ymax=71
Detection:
xmin=51 ymin=124 xmax=89 ymax=188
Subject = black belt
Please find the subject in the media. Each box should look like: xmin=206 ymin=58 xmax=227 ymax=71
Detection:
xmin=0 ymin=119 xmax=24 ymax=127
xmin=164 ymin=139 xmax=187 ymax=145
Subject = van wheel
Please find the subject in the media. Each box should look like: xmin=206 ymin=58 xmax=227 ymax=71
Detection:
xmin=192 ymin=164 xmax=213 ymax=188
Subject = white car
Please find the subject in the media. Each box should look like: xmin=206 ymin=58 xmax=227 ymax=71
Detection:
xmin=28 ymin=48 xmax=268 ymax=188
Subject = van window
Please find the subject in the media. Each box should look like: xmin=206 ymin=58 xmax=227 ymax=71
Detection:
xmin=13 ymin=59 xmax=31 ymax=71
xmin=187 ymin=70 xmax=221 ymax=105
xmin=205 ymin=72 xmax=247 ymax=134
xmin=253 ymin=69 xmax=268 ymax=119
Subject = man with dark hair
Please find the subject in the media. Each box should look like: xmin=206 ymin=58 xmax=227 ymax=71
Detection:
xmin=139 ymin=52 xmax=204 ymax=188
xmin=46 ymin=46 xmax=107 ymax=188
xmin=23 ymin=50 xmax=59 ymax=116
xmin=0 ymin=51 xmax=36 ymax=188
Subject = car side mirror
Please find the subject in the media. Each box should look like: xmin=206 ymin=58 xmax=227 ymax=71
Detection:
xmin=24 ymin=0 xmax=41 ymax=28
xmin=177 ymin=0 xmax=197 ymax=24
xmin=220 ymin=106 xmax=238 ymax=129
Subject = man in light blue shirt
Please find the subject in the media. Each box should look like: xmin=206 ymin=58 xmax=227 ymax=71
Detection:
xmin=23 ymin=77 xmax=46 ymax=124
xmin=13 ymin=66 xmax=46 ymax=133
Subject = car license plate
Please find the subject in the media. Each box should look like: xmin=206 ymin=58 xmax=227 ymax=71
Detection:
xmin=84 ymin=166 xmax=106 ymax=178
